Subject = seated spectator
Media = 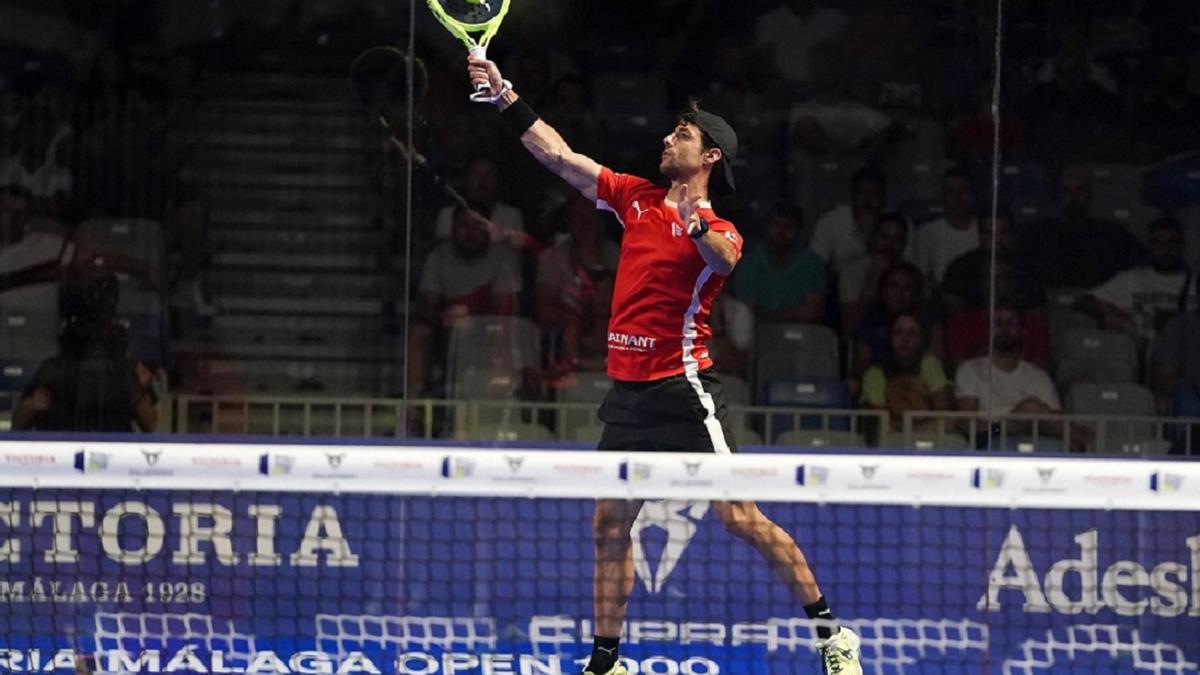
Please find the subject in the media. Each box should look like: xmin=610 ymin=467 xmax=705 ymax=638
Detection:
xmin=434 ymin=155 xmax=524 ymax=241
xmin=561 ymin=271 xmax=614 ymax=375
xmin=942 ymin=208 xmax=1043 ymax=316
xmin=954 ymin=301 xmax=1062 ymax=430
xmin=708 ymin=285 xmax=755 ymax=380
xmin=1020 ymin=35 xmax=1125 ymax=162
xmin=789 ymin=43 xmax=901 ymax=159
xmin=839 ymin=211 xmax=910 ymax=336
xmin=406 ymin=203 xmax=521 ymax=397
xmin=1076 ymin=217 xmax=1192 ymax=346
xmin=1151 ymin=274 xmax=1200 ymax=417
xmin=852 ymin=262 xmax=941 ymax=376
xmin=0 ymin=106 xmax=72 ymax=219
xmin=945 ymin=258 xmax=1053 ymax=372
xmin=0 ymin=184 xmax=70 ymax=310
xmin=536 ymin=194 xmax=619 ymax=371
xmin=808 ymin=166 xmax=886 ymax=273
xmin=754 ymin=0 xmax=849 ymax=86
xmin=13 ymin=272 xmax=157 ymax=432
xmin=1021 ymin=166 xmax=1145 ymax=290
xmin=911 ymin=168 xmax=978 ymax=286
xmin=860 ymin=311 xmax=952 ymax=431
xmin=952 ymin=79 xmax=1023 ymax=171
xmin=735 ymin=203 xmax=825 ymax=323
xmin=1135 ymin=50 xmax=1200 ymax=163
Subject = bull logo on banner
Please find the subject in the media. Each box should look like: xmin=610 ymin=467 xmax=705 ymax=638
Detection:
xmin=631 ymin=500 xmax=710 ymax=594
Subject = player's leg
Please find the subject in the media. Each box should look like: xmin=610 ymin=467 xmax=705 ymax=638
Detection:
xmin=712 ymin=500 xmax=863 ymax=674
xmin=585 ymin=497 xmax=643 ymax=675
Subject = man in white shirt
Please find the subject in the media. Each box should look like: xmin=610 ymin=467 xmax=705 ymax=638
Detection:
xmin=434 ymin=155 xmax=524 ymax=240
xmin=955 ymin=302 xmax=1061 ymax=416
xmin=0 ymin=184 xmax=71 ymax=311
xmin=808 ymin=166 xmax=886 ymax=272
xmin=911 ymin=168 xmax=978 ymax=285
xmin=1076 ymin=217 xmax=1191 ymax=344
xmin=754 ymin=1 xmax=849 ymax=84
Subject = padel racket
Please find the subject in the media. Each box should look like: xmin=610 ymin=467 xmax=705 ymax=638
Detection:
xmin=426 ymin=0 xmax=511 ymax=101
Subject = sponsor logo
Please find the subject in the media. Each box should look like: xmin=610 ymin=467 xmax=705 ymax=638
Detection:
xmin=795 ymin=465 xmax=829 ymax=486
xmin=2 ymin=453 xmax=57 ymax=466
xmin=859 ymin=464 xmax=878 ymax=480
xmin=73 ymin=450 xmax=108 ymax=473
xmin=324 ymin=453 xmax=345 ymax=469
xmin=1037 ymin=467 xmax=1055 ymax=484
xmin=550 ymin=463 xmax=603 ymax=476
xmin=140 ymin=449 xmax=162 ymax=467
xmin=724 ymin=230 xmax=739 ymax=245
xmin=972 ymin=468 xmax=1006 ymax=489
xmin=190 ymin=456 xmax=243 ymax=468
xmin=1150 ymin=472 xmax=1184 ymax=493
xmin=258 ymin=454 xmax=295 ymax=476
xmin=682 ymin=459 xmax=702 ymax=477
xmin=620 ymin=461 xmax=653 ymax=482
xmin=979 ymin=525 xmax=1200 ymax=618
xmin=504 ymin=455 xmax=525 ymax=474
xmin=632 ymin=500 xmax=710 ymax=593
xmin=632 ymin=200 xmax=648 ymax=220
xmin=441 ymin=456 xmax=475 ymax=479
xmin=671 ymin=222 xmax=684 ymax=238
xmin=608 ymin=332 xmax=658 ymax=352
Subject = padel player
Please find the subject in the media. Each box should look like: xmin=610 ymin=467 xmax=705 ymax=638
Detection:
xmin=468 ymin=57 xmax=864 ymax=675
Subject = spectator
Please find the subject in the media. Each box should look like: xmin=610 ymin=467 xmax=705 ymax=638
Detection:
xmin=735 ymin=203 xmax=825 ymax=323
xmin=753 ymin=0 xmax=849 ymax=86
xmin=808 ymin=166 xmax=886 ymax=273
xmin=839 ymin=211 xmax=910 ymax=336
xmin=0 ymin=184 xmax=70 ymax=310
xmin=1151 ymin=274 xmax=1200 ymax=416
xmin=707 ymin=285 xmax=755 ymax=380
xmin=910 ymin=168 xmax=978 ymax=285
xmin=13 ymin=272 xmax=158 ymax=432
xmin=942 ymin=207 xmax=1043 ymax=316
xmin=0 ymin=106 xmax=72 ymax=219
xmin=540 ymin=75 xmax=601 ymax=158
xmin=536 ymin=194 xmax=619 ymax=368
xmin=852 ymin=262 xmax=941 ymax=376
xmin=954 ymin=301 xmax=1061 ymax=418
xmin=788 ymin=44 xmax=900 ymax=159
xmin=406 ymin=203 xmax=521 ymax=397
xmin=562 ymin=271 xmax=615 ymax=375
xmin=944 ymin=257 xmax=1053 ymax=372
xmin=952 ymin=79 xmax=1023 ymax=171
xmin=1075 ymin=217 xmax=1192 ymax=345
xmin=1021 ymin=166 xmax=1145 ymax=290
xmin=434 ymin=155 xmax=524 ymax=241
xmin=1021 ymin=38 xmax=1125 ymax=162
xmin=1134 ymin=50 xmax=1200 ymax=163
xmin=860 ymin=311 xmax=953 ymax=432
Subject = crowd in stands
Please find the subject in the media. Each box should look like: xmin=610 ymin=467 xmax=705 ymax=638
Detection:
xmin=1 ymin=0 xmax=1199 ymax=447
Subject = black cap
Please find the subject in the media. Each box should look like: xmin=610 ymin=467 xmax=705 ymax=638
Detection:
xmin=688 ymin=109 xmax=739 ymax=192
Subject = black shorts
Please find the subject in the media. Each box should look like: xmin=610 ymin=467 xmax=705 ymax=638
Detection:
xmin=597 ymin=369 xmax=738 ymax=453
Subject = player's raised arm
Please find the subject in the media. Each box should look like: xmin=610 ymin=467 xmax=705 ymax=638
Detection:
xmin=468 ymin=55 xmax=601 ymax=201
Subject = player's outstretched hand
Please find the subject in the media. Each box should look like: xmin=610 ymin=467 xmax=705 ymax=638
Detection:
xmin=467 ymin=54 xmax=505 ymax=103
xmin=678 ymin=184 xmax=704 ymax=234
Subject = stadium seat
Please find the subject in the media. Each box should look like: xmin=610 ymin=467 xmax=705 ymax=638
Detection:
xmin=0 ymin=359 xmax=39 ymax=396
xmin=881 ymin=431 xmax=970 ymax=450
xmin=760 ymin=376 xmax=852 ymax=439
xmin=753 ymin=323 xmax=840 ymax=387
xmin=1065 ymin=382 xmax=1165 ymax=454
xmin=1044 ymin=288 xmax=1099 ymax=343
xmin=74 ymin=218 xmax=165 ymax=273
xmin=570 ymin=423 xmax=605 ymax=444
xmin=720 ymin=374 xmax=750 ymax=408
xmin=447 ymin=316 xmax=540 ymax=398
xmin=1076 ymin=163 xmax=1143 ymax=222
xmin=0 ymin=308 xmax=58 ymax=362
xmin=775 ymin=429 xmax=865 ymax=448
xmin=1143 ymin=155 xmax=1200 ymax=211
xmin=733 ymin=427 xmax=764 ymax=447
xmin=473 ymin=422 xmax=555 ymax=444
xmin=997 ymin=163 xmax=1054 ymax=227
xmin=1055 ymin=329 xmax=1138 ymax=385
xmin=556 ymin=371 xmax=610 ymax=434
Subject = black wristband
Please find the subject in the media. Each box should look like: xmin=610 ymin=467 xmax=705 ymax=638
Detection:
xmin=501 ymin=97 xmax=538 ymax=135
xmin=689 ymin=216 xmax=710 ymax=239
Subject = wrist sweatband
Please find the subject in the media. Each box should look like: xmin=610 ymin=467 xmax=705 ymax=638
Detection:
xmin=502 ymin=97 xmax=539 ymax=135
xmin=690 ymin=216 xmax=710 ymax=239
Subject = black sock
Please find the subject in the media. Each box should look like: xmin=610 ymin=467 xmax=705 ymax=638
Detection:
xmin=804 ymin=596 xmax=838 ymax=640
xmin=585 ymin=635 xmax=621 ymax=673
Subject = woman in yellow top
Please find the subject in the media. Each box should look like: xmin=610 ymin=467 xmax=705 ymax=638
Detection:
xmin=860 ymin=310 xmax=953 ymax=431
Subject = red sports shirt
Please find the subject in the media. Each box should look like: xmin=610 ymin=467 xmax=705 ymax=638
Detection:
xmin=596 ymin=167 xmax=743 ymax=382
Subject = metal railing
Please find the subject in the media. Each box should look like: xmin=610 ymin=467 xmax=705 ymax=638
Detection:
xmin=900 ymin=411 xmax=1197 ymax=455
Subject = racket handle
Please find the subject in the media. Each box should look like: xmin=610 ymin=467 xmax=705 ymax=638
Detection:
xmin=468 ymin=45 xmax=490 ymax=96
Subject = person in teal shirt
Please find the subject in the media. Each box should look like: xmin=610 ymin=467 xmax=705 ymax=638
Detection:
xmin=734 ymin=203 xmax=826 ymax=322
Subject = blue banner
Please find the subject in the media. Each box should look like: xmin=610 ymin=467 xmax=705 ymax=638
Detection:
xmin=2 ymin=487 xmax=1198 ymax=674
